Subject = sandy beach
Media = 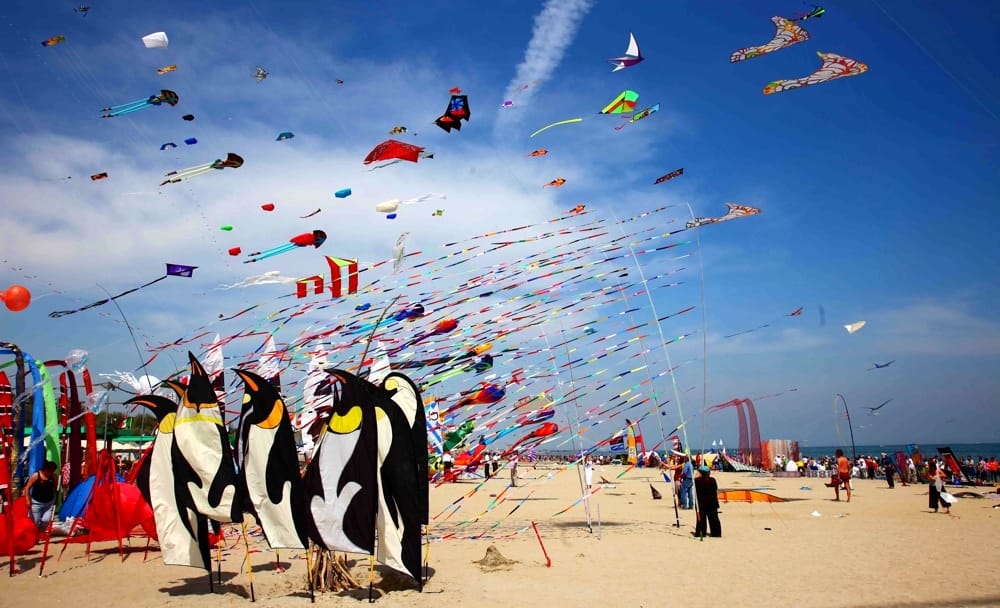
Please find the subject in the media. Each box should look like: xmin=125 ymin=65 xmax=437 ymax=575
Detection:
xmin=5 ymin=465 xmax=999 ymax=608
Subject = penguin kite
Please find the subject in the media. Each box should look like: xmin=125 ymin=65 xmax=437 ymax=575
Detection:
xmin=373 ymin=372 xmax=428 ymax=587
xmin=171 ymin=352 xmax=243 ymax=523
xmin=126 ymin=391 xmax=211 ymax=570
xmin=302 ymin=369 xmax=378 ymax=555
xmin=233 ymin=368 xmax=307 ymax=549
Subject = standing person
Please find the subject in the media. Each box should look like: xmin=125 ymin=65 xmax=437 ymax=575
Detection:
xmin=834 ymin=449 xmax=851 ymax=502
xmin=484 ymin=452 xmax=492 ymax=479
xmin=679 ymin=456 xmax=694 ymax=509
xmin=881 ymin=452 xmax=896 ymax=489
xmin=23 ymin=460 xmax=58 ymax=531
xmin=509 ymin=451 xmax=519 ymax=487
xmin=694 ymin=465 xmax=721 ymax=538
xmin=927 ymin=458 xmax=949 ymax=514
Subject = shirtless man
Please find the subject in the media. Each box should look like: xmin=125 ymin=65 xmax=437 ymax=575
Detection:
xmin=833 ymin=449 xmax=851 ymax=502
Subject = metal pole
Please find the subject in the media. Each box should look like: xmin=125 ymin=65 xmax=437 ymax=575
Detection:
xmin=836 ymin=394 xmax=857 ymax=463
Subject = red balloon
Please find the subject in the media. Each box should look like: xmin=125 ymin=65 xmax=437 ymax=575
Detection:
xmin=228 ymin=247 xmax=242 ymax=256
xmin=1 ymin=284 xmax=31 ymax=312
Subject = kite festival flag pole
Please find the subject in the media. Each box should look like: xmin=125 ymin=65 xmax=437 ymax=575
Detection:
xmin=684 ymin=203 xmax=711 ymax=457
xmin=835 ymin=394 xmax=858 ymax=463
xmin=240 ymin=521 xmax=256 ymax=602
xmin=609 ymin=207 xmax=697 ymax=501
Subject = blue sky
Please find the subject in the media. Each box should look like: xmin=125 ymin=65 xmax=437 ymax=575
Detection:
xmin=0 ymin=0 xmax=997 ymax=449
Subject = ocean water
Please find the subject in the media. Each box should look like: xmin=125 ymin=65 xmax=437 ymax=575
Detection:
xmin=797 ymin=443 xmax=1000 ymax=460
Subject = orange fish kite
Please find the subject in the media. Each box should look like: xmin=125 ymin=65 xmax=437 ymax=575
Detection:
xmin=543 ymin=177 xmax=566 ymax=188
xmin=528 ymin=149 xmax=548 ymax=157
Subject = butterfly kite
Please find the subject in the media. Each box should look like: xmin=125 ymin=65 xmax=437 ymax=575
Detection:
xmin=730 ymin=17 xmax=809 ymax=63
xmin=609 ymin=32 xmax=644 ymax=72
xmin=254 ymin=66 xmax=269 ymax=82
xmin=160 ymin=153 xmax=243 ymax=186
xmin=102 ymin=90 xmax=178 ymax=118
xmin=686 ymin=203 xmax=761 ymax=228
xmin=763 ymin=52 xmax=868 ymax=95
xmin=49 ymin=264 xmax=197 ymax=318
xmin=435 ymin=92 xmax=471 ymax=133
xmin=243 ymin=230 xmax=327 ymax=264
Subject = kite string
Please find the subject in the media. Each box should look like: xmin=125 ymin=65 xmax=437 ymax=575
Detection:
xmin=96 ymin=283 xmax=154 ymax=395
xmin=686 ymin=203 xmax=710 ymax=456
xmin=868 ymin=0 xmax=998 ymax=123
xmin=606 ymin=209 xmax=692 ymax=454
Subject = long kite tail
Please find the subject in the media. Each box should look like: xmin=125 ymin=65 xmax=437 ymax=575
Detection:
xmin=49 ymin=275 xmax=168 ymax=318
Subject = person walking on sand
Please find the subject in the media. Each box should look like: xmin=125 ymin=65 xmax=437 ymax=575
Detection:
xmin=881 ymin=452 xmax=896 ymax=489
xmin=832 ymin=449 xmax=851 ymax=502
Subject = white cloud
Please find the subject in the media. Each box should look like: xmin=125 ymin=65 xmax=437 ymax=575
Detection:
xmin=494 ymin=0 xmax=595 ymax=136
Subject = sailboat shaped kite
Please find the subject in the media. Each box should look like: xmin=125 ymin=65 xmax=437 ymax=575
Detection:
xmin=609 ymin=32 xmax=644 ymax=72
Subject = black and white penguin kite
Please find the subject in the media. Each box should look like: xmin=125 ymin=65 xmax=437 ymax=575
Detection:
xmin=233 ymin=368 xmax=307 ymax=549
xmin=126 ymin=391 xmax=211 ymax=570
xmin=302 ymin=369 xmax=378 ymax=555
xmin=171 ymin=351 xmax=243 ymax=523
xmin=373 ymin=372 xmax=428 ymax=588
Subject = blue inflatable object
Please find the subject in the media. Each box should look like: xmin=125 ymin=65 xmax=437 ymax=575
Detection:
xmin=59 ymin=474 xmax=126 ymax=519
xmin=334 ymin=188 xmax=352 ymax=198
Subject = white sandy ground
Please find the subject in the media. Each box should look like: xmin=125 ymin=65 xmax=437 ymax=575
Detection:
xmin=5 ymin=465 xmax=999 ymax=608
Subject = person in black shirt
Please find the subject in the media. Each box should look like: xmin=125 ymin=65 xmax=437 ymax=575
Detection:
xmin=880 ymin=452 xmax=896 ymax=489
xmin=694 ymin=465 xmax=721 ymax=538
xmin=24 ymin=460 xmax=58 ymax=531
